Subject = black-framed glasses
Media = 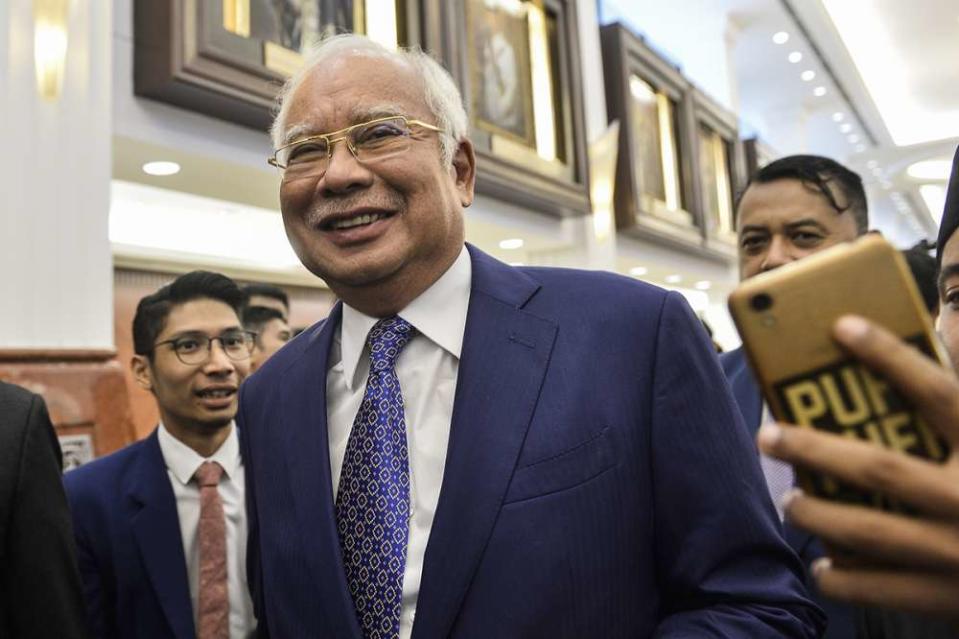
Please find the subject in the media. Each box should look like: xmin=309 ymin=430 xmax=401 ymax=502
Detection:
xmin=268 ymin=115 xmax=444 ymax=181
xmin=153 ymin=330 xmax=256 ymax=365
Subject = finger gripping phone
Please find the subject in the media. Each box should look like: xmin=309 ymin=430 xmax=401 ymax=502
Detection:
xmin=729 ymin=235 xmax=951 ymax=512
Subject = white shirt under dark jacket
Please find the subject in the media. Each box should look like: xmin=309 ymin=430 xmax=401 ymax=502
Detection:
xmin=327 ymin=246 xmax=471 ymax=639
xmin=157 ymin=422 xmax=256 ymax=639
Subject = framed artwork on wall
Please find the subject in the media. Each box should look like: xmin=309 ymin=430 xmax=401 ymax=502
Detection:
xmin=600 ymin=23 xmax=704 ymax=252
xmin=467 ymin=0 xmax=536 ymax=147
xmin=693 ymin=89 xmax=743 ymax=254
xmin=134 ymin=0 xmax=416 ymax=131
xmin=423 ymin=0 xmax=591 ymax=217
xmin=743 ymin=136 xmax=777 ymax=178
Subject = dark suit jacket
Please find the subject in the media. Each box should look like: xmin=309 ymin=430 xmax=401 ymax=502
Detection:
xmin=0 ymin=381 xmax=89 ymax=638
xmin=64 ymin=430 xmax=194 ymax=639
xmin=721 ymin=346 xmax=857 ymax=638
xmin=239 ymin=245 xmax=824 ymax=638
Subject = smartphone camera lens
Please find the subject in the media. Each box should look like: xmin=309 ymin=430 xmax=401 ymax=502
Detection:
xmin=750 ymin=293 xmax=773 ymax=312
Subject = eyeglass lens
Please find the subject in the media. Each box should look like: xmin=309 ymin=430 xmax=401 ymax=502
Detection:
xmin=279 ymin=117 xmax=415 ymax=179
xmin=172 ymin=332 xmax=253 ymax=365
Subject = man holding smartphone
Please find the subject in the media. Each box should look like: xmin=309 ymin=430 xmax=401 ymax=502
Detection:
xmin=757 ymin=146 xmax=959 ymax=629
xmin=722 ymin=154 xmax=868 ymax=638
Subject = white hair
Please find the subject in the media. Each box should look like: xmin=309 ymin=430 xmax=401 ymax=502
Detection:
xmin=270 ymin=34 xmax=469 ymax=166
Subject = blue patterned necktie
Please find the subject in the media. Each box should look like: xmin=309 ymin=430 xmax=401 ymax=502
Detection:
xmin=336 ymin=316 xmax=415 ymax=639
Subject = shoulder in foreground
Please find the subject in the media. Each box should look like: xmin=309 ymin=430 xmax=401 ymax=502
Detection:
xmin=0 ymin=380 xmax=37 ymax=405
xmin=0 ymin=382 xmax=42 ymax=425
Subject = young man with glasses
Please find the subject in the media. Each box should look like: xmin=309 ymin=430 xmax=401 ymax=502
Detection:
xmin=65 ymin=271 xmax=256 ymax=639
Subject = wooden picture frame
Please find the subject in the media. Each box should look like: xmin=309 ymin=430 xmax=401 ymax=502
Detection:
xmin=600 ymin=23 xmax=706 ymax=253
xmin=692 ymin=88 xmax=743 ymax=255
xmin=743 ymin=136 xmax=777 ymax=178
xmin=466 ymin=0 xmax=536 ymax=147
xmin=422 ymin=0 xmax=591 ymax=217
xmin=134 ymin=0 xmax=417 ymax=132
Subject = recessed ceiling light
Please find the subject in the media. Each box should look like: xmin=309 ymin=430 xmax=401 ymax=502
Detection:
xmin=665 ymin=274 xmax=683 ymax=284
xmin=788 ymin=51 xmax=803 ymax=63
xmin=848 ymin=134 xmax=860 ymax=143
xmin=694 ymin=280 xmax=712 ymax=290
xmin=813 ymin=86 xmax=827 ymax=97
xmin=907 ymin=159 xmax=952 ymax=181
xmin=142 ymin=161 xmax=180 ymax=176
xmin=839 ymin=123 xmax=852 ymax=133
xmin=832 ymin=112 xmax=845 ymax=122
xmin=630 ymin=266 xmax=648 ymax=276
xmin=801 ymin=70 xmax=816 ymax=81
xmin=499 ymin=238 xmax=524 ymax=250
xmin=773 ymin=31 xmax=790 ymax=44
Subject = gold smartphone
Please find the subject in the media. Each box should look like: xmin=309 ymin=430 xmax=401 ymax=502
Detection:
xmin=729 ymin=234 xmax=950 ymax=511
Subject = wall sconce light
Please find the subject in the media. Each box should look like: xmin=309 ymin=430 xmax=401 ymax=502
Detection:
xmin=33 ymin=0 xmax=70 ymax=101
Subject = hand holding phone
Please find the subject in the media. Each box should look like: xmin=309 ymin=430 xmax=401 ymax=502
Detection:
xmin=756 ymin=315 xmax=959 ymax=621
xmin=729 ymin=235 xmax=950 ymax=511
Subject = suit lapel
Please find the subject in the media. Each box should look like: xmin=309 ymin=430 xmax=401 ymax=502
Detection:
xmin=729 ymin=347 xmax=764 ymax=437
xmin=128 ymin=431 xmax=195 ymax=639
xmin=280 ymin=304 xmax=364 ymax=638
xmin=412 ymin=246 xmax=557 ymax=639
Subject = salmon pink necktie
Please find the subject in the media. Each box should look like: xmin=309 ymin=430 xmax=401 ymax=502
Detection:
xmin=195 ymin=460 xmax=228 ymax=639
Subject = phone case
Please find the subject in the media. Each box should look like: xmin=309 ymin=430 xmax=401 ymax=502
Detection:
xmin=729 ymin=235 xmax=950 ymax=511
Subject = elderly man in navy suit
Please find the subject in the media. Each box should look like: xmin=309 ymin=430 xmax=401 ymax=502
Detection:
xmin=238 ymin=33 xmax=823 ymax=638
xmin=65 ymin=272 xmax=257 ymax=638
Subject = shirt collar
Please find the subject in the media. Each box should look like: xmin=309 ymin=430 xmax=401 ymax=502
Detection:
xmin=338 ymin=245 xmax=472 ymax=391
xmin=157 ymin=421 xmax=241 ymax=485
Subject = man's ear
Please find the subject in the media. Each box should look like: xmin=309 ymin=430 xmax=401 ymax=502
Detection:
xmin=131 ymin=355 xmax=154 ymax=392
xmin=450 ymin=138 xmax=476 ymax=208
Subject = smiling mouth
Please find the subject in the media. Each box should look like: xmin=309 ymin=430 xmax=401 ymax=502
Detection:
xmin=322 ymin=210 xmax=394 ymax=231
xmin=195 ymin=388 xmax=236 ymax=400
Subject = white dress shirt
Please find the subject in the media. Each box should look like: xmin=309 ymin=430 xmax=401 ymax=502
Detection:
xmin=157 ymin=422 xmax=256 ymax=639
xmin=327 ymin=246 xmax=472 ymax=639
xmin=759 ymin=404 xmax=796 ymax=521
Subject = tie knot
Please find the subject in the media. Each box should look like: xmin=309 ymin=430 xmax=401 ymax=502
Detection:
xmin=194 ymin=461 xmax=223 ymax=487
xmin=367 ymin=316 xmax=414 ymax=373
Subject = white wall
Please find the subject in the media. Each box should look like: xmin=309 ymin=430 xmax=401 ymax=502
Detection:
xmin=0 ymin=0 xmax=114 ymax=349
xmin=599 ymin=0 xmax=736 ymax=111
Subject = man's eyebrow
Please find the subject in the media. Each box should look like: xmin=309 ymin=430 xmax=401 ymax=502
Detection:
xmin=937 ymin=263 xmax=959 ymax=295
xmin=349 ymin=103 xmax=406 ymax=122
xmin=167 ymin=327 xmax=243 ymax=339
xmin=738 ymin=225 xmax=770 ymax=235
xmin=783 ymin=218 xmax=829 ymax=230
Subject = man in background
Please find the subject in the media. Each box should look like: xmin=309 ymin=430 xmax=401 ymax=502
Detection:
xmin=65 ymin=271 xmax=256 ymax=638
xmin=242 ymin=283 xmax=289 ymax=321
xmin=242 ymin=305 xmax=291 ymax=372
xmin=722 ymin=154 xmax=868 ymax=638
xmin=0 ymin=380 xmax=89 ymax=638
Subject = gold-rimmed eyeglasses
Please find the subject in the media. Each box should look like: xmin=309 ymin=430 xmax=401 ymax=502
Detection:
xmin=268 ymin=115 xmax=445 ymax=181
